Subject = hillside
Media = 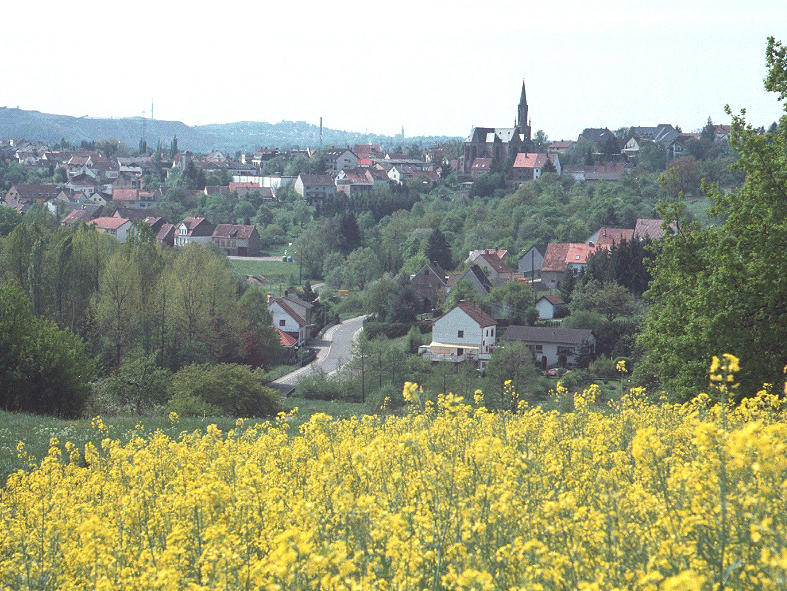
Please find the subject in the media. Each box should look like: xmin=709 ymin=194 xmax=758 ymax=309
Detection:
xmin=0 ymin=107 xmax=459 ymax=152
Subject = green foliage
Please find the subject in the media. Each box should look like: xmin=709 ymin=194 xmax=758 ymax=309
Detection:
xmin=168 ymin=363 xmax=281 ymax=417
xmin=588 ymin=355 xmax=617 ymax=378
xmin=0 ymin=208 xmax=22 ymax=238
xmin=485 ymin=342 xmax=549 ymax=406
xmin=91 ymin=353 xmax=171 ymax=415
xmin=363 ymin=321 xmax=412 ymax=340
xmin=425 ymin=227 xmax=452 ymax=270
xmin=636 ymin=37 xmax=787 ymax=400
xmin=0 ymin=282 xmax=96 ymax=417
xmin=486 ymin=280 xmax=537 ymax=324
xmin=569 ymin=280 xmax=637 ymax=320
xmin=294 ymin=370 xmax=351 ymax=401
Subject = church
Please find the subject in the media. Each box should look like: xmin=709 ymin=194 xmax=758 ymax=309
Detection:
xmin=462 ymin=81 xmax=532 ymax=175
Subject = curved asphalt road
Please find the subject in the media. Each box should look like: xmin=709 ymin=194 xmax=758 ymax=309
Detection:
xmin=270 ymin=315 xmax=366 ymax=388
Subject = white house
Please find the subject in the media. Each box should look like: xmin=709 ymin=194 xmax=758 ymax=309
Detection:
xmin=294 ymin=174 xmax=335 ymax=201
xmin=501 ymin=325 xmax=594 ymax=369
xmin=269 ymin=298 xmax=308 ymax=346
xmin=421 ymin=301 xmax=496 ymax=368
xmin=174 ymin=216 xmax=216 ymax=247
xmin=88 ymin=217 xmax=133 ymax=243
xmin=535 ymin=294 xmax=566 ymax=320
xmin=323 ymin=149 xmax=359 ymax=175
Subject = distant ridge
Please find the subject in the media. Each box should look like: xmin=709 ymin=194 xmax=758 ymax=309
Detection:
xmin=0 ymin=107 xmax=459 ymax=152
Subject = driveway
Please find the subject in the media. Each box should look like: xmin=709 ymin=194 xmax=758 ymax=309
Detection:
xmin=269 ymin=315 xmax=366 ymax=390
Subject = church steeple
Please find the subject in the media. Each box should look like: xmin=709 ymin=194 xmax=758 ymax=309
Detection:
xmin=517 ymin=80 xmax=528 ymax=130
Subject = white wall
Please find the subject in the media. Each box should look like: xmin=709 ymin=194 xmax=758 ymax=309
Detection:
xmin=433 ymin=307 xmax=495 ymax=353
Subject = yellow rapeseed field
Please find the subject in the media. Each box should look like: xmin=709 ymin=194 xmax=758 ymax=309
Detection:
xmin=1 ymin=356 xmax=786 ymax=590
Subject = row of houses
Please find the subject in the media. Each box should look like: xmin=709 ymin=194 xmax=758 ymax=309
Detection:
xmin=418 ymin=300 xmax=594 ymax=370
xmin=66 ymin=212 xmax=262 ymax=256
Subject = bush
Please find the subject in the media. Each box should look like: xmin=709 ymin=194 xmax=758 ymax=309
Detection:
xmin=588 ymin=355 xmax=617 ymax=379
xmin=168 ymin=363 xmax=281 ymax=417
xmin=295 ymin=370 xmax=356 ymax=401
xmin=91 ymin=353 xmax=171 ymax=415
xmin=558 ymin=369 xmax=591 ymax=392
xmin=363 ymin=321 xmax=412 ymax=340
xmin=0 ymin=283 xmax=96 ymax=417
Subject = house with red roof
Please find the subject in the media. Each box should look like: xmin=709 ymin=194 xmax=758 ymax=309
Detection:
xmin=88 ymin=217 xmax=133 ymax=243
xmin=421 ymin=301 xmax=497 ymax=368
xmin=541 ymin=242 xmax=600 ymax=289
xmin=212 ymin=224 xmax=260 ymax=256
xmin=511 ymin=152 xmax=561 ymax=182
xmin=156 ymin=223 xmax=175 ymax=247
xmin=586 ymin=227 xmax=634 ymax=248
xmin=472 ymin=252 xmax=516 ymax=286
xmin=536 ymin=294 xmax=567 ymax=320
xmin=174 ymin=216 xmax=216 ymax=247
xmin=112 ymin=188 xmax=161 ymax=209
xmin=268 ymin=297 xmax=310 ymax=346
xmin=633 ymin=218 xmax=673 ymax=241
xmin=470 ymin=157 xmax=493 ymax=178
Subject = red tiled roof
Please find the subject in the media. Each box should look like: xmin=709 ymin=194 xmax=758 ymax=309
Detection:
xmin=455 ymin=301 xmax=495 ymax=328
xmin=113 ymin=188 xmax=138 ymax=201
xmin=90 ymin=216 xmax=129 ymax=231
xmin=179 ymin=216 xmax=215 ymax=236
xmin=275 ymin=327 xmax=298 ymax=348
xmin=478 ymin=252 xmax=515 ymax=274
xmin=156 ymin=223 xmax=175 ymax=243
xmin=299 ymin=174 xmax=334 ymax=187
xmin=542 ymin=243 xmax=598 ymax=272
xmin=593 ymin=227 xmax=634 ymax=247
xmin=471 ymin=157 xmax=493 ymax=171
xmin=229 ymin=182 xmax=260 ymax=190
xmin=213 ymin=224 xmax=257 ymax=240
xmin=538 ymin=294 xmax=566 ymax=306
xmin=513 ymin=152 xmax=547 ymax=169
xmin=61 ymin=209 xmax=93 ymax=224
xmin=633 ymin=218 xmax=667 ymax=240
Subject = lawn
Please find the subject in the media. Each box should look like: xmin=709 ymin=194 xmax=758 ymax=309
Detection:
xmin=228 ymin=258 xmax=316 ymax=295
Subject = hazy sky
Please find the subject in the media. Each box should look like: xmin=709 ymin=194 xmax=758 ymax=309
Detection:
xmin=1 ymin=0 xmax=784 ymax=139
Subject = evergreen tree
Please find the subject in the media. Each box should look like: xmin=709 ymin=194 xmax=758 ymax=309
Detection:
xmin=170 ymin=136 xmax=178 ymax=160
xmin=425 ymin=227 xmax=452 ymax=270
xmin=338 ymin=212 xmax=361 ymax=255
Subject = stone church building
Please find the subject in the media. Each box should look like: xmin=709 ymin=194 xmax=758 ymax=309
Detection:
xmin=462 ymin=81 xmax=533 ymax=174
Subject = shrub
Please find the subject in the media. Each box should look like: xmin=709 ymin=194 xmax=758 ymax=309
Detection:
xmin=559 ymin=369 xmax=591 ymax=392
xmin=168 ymin=363 xmax=280 ymax=417
xmin=588 ymin=355 xmax=617 ymax=378
xmin=91 ymin=353 xmax=171 ymax=415
xmin=363 ymin=321 xmax=411 ymax=340
xmin=295 ymin=370 xmax=356 ymax=401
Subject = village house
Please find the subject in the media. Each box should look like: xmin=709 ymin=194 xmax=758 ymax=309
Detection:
xmin=470 ymin=157 xmax=493 ymax=179
xmin=518 ymin=245 xmax=545 ymax=278
xmin=547 ymin=140 xmax=576 ymax=154
xmin=501 ymin=325 xmax=595 ymax=369
xmin=633 ymin=218 xmax=670 ymax=241
xmin=112 ymin=188 xmax=161 ymax=209
xmin=447 ymin=265 xmax=493 ymax=299
xmin=156 ymin=223 xmax=176 ymax=247
xmin=511 ymin=152 xmax=561 ymax=182
xmin=174 ymin=216 xmax=216 ymax=247
xmin=420 ymin=301 xmax=497 ymax=369
xmin=268 ymin=296 xmax=311 ymax=346
xmin=541 ymin=242 xmax=599 ymax=289
xmin=211 ymin=224 xmax=261 ymax=256
xmin=88 ymin=217 xmax=133 ymax=243
xmin=5 ymin=183 xmax=61 ymax=204
xmin=335 ymin=169 xmax=374 ymax=196
xmin=565 ymin=162 xmax=626 ymax=183
xmin=61 ymin=208 xmax=96 ymax=225
xmin=471 ymin=252 xmax=516 ymax=286
xmin=586 ymin=227 xmax=634 ymax=248
xmin=294 ymin=174 xmax=336 ymax=201
xmin=535 ymin=294 xmax=567 ymax=320
xmin=322 ymin=148 xmax=359 ymax=175
xmin=409 ymin=262 xmax=447 ymax=312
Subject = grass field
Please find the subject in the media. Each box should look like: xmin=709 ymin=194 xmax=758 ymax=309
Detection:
xmin=227 ymin=258 xmax=316 ymax=296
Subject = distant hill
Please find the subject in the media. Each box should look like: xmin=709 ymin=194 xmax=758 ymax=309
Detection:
xmin=0 ymin=107 xmax=459 ymax=152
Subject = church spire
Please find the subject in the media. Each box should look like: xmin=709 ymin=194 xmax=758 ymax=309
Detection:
xmin=517 ymin=80 xmax=528 ymax=130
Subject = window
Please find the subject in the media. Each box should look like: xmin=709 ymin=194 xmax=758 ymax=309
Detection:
xmin=457 ymin=330 xmax=464 ymax=338
xmin=491 ymin=328 xmax=494 ymax=337
xmin=535 ymin=344 xmax=543 ymax=352
xmin=279 ymin=319 xmax=286 ymax=327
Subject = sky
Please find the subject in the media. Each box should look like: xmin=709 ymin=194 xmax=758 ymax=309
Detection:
xmin=1 ymin=0 xmax=785 ymax=140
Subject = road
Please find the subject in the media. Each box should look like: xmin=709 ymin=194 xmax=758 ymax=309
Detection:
xmin=269 ymin=315 xmax=366 ymax=389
